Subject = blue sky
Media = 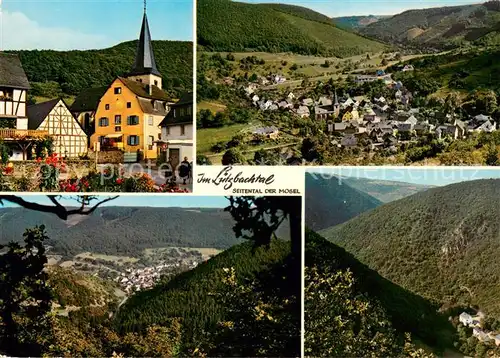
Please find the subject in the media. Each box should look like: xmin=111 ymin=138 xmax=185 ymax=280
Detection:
xmin=1 ymin=0 xmax=192 ymax=50
xmin=0 ymin=196 xmax=228 ymax=208
xmin=241 ymin=0 xmax=480 ymax=17
xmin=308 ymin=168 xmax=500 ymax=186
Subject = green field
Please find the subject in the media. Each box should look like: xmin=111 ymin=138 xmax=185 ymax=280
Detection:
xmin=197 ymin=123 xmax=252 ymax=154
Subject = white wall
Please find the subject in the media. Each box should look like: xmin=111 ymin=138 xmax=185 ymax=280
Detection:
xmin=16 ymin=117 xmax=28 ymax=130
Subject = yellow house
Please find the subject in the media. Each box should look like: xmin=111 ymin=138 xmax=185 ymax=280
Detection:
xmin=342 ymin=111 xmax=353 ymax=122
xmin=90 ymin=7 xmax=173 ymax=160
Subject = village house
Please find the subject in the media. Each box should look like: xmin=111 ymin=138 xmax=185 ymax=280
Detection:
xmin=27 ymin=99 xmax=88 ymax=158
xmin=296 ymin=105 xmax=310 ymax=118
xmin=90 ymin=7 xmax=175 ymax=160
xmin=341 ymin=134 xmax=357 ymax=148
xmin=402 ymin=64 xmax=414 ymax=72
xmin=301 ymin=98 xmax=314 ymax=107
xmin=459 ymin=312 xmax=474 ymax=326
xmin=158 ymin=92 xmax=193 ymax=168
xmin=0 ymin=53 xmax=50 ymax=160
xmin=253 ymin=126 xmax=279 ymax=139
xmin=244 ymin=83 xmax=258 ymax=96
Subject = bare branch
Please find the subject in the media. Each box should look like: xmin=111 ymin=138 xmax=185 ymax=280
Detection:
xmin=0 ymin=195 xmax=118 ymax=220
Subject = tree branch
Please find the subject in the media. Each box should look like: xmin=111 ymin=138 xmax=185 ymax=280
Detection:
xmin=0 ymin=195 xmax=118 ymax=220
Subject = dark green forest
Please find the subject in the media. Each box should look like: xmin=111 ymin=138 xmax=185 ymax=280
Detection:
xmin=321 ymin=179 xmax=500 ymax=319
xmin=7 ymin=40 xmax=193 ymax=99
xmin=0 ymin=207 xmax=243 ymax=256
xmin=114 ymin=239 xmax=292 ymax=345
xmin=305 ymin=172 xmax=382 ymax=231
xmin=197 ymin=0 xmax=387 ymax=57
xmin=306 ymin=229 xmax=455 ymax=355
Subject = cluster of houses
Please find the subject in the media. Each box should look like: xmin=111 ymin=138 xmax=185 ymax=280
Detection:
xmin=242 ymin=72 xmax=497 ymax=152
xmin=459 ymin=311 xmax=500 ymax=346
xmin=0 ymin=7 xmax=192 ymax=165
xmin=116 ymin=260 xmax=199 ymax=294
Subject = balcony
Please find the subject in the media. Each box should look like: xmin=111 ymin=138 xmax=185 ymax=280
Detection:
xmin=0 ymin=129 xmax=49 ymax=140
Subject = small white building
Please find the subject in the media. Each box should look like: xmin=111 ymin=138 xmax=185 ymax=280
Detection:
xmin=159 ymin=92 xmax=193 ymax=166
xmin=459 ymin=312 xmax=474 ymax=326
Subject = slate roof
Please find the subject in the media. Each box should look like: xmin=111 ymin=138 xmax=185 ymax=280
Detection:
xmin=119 ymin=77 xmax=171 ymax=101
xmin=129 ymin=13 xmax=161 ymax=77
xmin=70 ymin=86 xmax=108 ymax=113
xmin=27 ymin=98 xmax=69 ymax=130
xmin=0 ymin=53 xmax=30 ymax=89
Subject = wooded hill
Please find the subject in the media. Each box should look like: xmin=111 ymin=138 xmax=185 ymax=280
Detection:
xmin=333 ymin=15 xmax=389 ymax=30
xmin=305 ymin=172 xmax=382 ymax=231
xmin=0 ymin=207 xmax=243 ymax=257
xmin=7 ymin=40 xmax=193 ymax=100
xmin=197 ymin=0 xmax=387 ymax=57
xmin=306 ymin=230 xmax=455 ymax=354
xmin=360 ymin=1 xmax=500 ymax=49
xmin=320 ymin=179 xmax=500 ymax=319
xmin=114 ymin=238 xmax=297 ymax=350
xmin=305 ymin=172 xmax=433 ymax=231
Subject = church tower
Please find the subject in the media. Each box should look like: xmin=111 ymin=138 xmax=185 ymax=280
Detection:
xmin=127 ymin=1 xmax=163 ymax=91
xmin=333 ymin=90 xmax=340 ymax=117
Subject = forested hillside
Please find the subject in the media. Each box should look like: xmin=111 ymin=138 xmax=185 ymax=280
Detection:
xmin=305 ymin=230 xmax=454 ymax=354
xmin=114 ymin=238 xmax=295 ymax=348
xmin=0 ymin=207 xmax=242 ymax=256
xmin=360 ymin=1 xmax=500 ymax=49
xmin=197 ymin=0 xmax=387 ymax=57
xmin=305 ymin=172 xmax=382 ymax=231
xmin=339 ymin=176 xmax=433 ymax=202
xmin=8 ymin=40 xmax=193 ymax=100
xmin=321 ymin=179 xmax=500 ymax=318
xmin=333 ymin=15 xmax=388 ymax=30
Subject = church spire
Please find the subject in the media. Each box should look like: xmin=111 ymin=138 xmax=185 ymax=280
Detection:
xmin=130 ymin=1 xmax=161 ymax=77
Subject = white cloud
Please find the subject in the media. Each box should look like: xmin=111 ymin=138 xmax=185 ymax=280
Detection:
xmin=1 ymin=10 xmax=110 ymax=50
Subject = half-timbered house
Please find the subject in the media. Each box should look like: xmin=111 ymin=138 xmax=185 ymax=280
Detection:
xmin=0 ymin=53 xmax=49 ymax=160
xmin=27 ymin=99 xmax=88 ymax=158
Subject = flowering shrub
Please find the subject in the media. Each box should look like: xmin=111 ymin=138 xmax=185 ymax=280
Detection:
xmin=2 ymin=165 xmax=13 ymax=176
xmin=38 ymin=153 xmax=66 ymax=191
xmin=123 ymin=173 xmax=157 ymax=192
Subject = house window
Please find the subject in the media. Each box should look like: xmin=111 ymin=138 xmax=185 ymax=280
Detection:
xmin=105 ymin=104 xmax=110 ymax=110
xmin=0 ymin=88 xmax=13 ymax=101
xmin=148 ymin=135 xmax=154 ymax=150
xmin=127 ymin=135 xmax=140 ymax=146
xmin=173 ymin=109 xmax=176 ymax=118
xmin=180 ymin=125 xmax=185 ymax=136
xmin=148 ymin=116 xmax=154 ymax=126
xmin=187 ymin=106 xmax=192 ymax=115
xmin=115 ymin=126 xmax=121 ymax=132
xmin=154 ymin=80 xmax=158 ymax=86
xmin=114 ymin=87 xmax=122 ymax=94
xmin=158 ymin=133 xmax=162 ymax=140
xmin=166 ymin=126 xmax=170 ymax=135
xmin=127 ymin=115 xmax=139 ymax=125
xmin=127 ymin=102 xmax=132 ymax=108
xmin=99 ymin=117 xmax=109 ymax=127
xmin=115 ymin=115 xmax=122 ymax=125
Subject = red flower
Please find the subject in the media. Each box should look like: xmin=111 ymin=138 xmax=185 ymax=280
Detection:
xmin=116 ymin=178 xmax=124 ymax=185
